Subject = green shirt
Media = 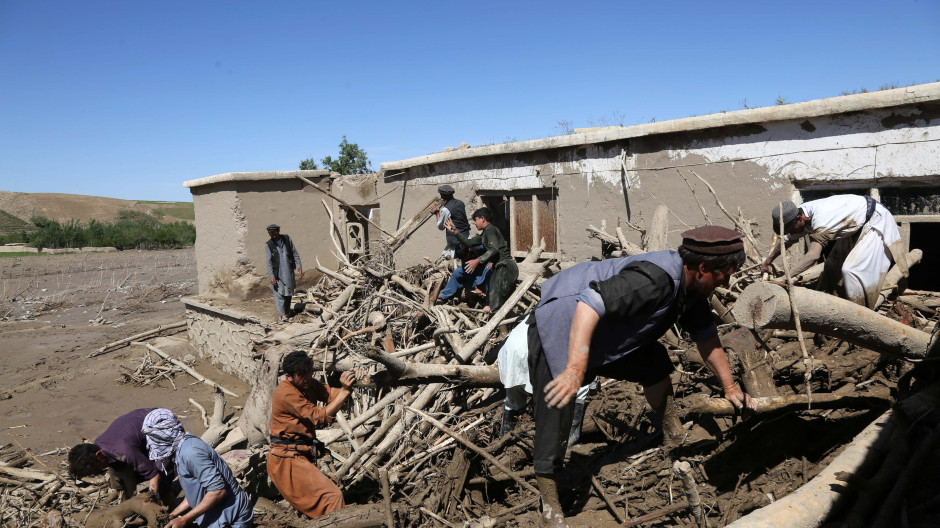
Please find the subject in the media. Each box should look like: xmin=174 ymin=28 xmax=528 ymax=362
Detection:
xmin=455 ymin=224 xmax=512 ymax=264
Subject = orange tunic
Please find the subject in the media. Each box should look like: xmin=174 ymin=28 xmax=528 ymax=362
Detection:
xmin=267 ymin=379 xmax=345 ymax=519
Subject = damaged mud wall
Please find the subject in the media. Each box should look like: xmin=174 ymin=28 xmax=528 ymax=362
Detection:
xmin=186 ymin=171 xmax=337 ymax=299
xmin=378 ymin=92 xmax=940 ymax=265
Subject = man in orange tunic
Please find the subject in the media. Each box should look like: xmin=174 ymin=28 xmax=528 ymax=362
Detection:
xmin=267 ymin=351 xmax=361 ymax=518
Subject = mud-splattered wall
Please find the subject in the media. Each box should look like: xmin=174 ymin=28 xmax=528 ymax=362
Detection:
xmin=378 ymin=85 xmax=940 ymax=266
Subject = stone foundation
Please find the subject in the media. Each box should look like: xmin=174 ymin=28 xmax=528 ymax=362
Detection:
xmin=183 ymin=297 xmax=267 ymax=382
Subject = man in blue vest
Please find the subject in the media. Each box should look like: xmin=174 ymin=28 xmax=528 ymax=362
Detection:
xmin=266 ymin=224 xmax=302 ymax=322
xmin=529 ymin=225 xmax=756 ymax=527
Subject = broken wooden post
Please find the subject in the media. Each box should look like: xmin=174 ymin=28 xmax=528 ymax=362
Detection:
xmin=733 ymin=283 xmax=931 ymax=360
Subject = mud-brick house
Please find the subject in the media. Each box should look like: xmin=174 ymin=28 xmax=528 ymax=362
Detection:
xmin=183 ymin=83 xmax=940 ymax=380
xmin=378 ymin=83 xmax=940 ymax=292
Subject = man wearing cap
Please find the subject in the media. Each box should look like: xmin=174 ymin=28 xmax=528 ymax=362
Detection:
xmin=446 ymin=207 xmax=518 ymax=313
xmin=527 ymin=225 xmax=756 ymax=528
xmin=762 ymin=195 xmax=908 ymax=308
xmin=429 ymin=184 xmax=471 ymax=259
xmin=265 ymin=224 xmax=303 ymax=321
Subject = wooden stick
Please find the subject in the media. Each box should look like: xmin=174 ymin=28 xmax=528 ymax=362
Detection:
xmin=295 ymin=173 xmax=393 ymax=237
xmin=778 ymin=201 xmax=813 ymax=408
xmin=683 ymin=390 xmax=890 ymax=416
xmin=691 ymin=169 xmax=764 ymax=259
xmin=87 ymin=321 xmax=186 ymax=357
xmin=592 ymin=475 xmax=626 ymax=523
xmin=133 ymin=342 xmax=238 ymax=397
xmin=623 ymin=500 xmax=690 ymax=527
xmin=379 ymin=468 xmax=396 ymax=528
xmin=407 ymin=406 xmax=539 ymax=494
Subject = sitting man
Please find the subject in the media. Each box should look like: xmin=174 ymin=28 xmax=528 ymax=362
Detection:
xmin=446 ymin=207 xmax=518 ymax=313
xmin=267 ymin=351 xmax=363 ymax=519
xmin=438 ymin=244 xmax=492 ymax=304
xmin=68 ymin=408 xmax=171 ymax=503
xmin=143 ymin=409 xmax=253 ymax=528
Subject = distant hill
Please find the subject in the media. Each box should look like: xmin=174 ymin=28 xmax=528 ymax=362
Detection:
xmin=0 ymin=191 xmax=193 ymax=235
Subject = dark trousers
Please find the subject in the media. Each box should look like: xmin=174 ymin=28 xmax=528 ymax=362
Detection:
xmin=527 ymin=317 xmax=674 ymax=474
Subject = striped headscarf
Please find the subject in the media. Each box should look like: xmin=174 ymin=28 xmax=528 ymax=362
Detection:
xmin=142 ymin=408 xmax=187 ymax=462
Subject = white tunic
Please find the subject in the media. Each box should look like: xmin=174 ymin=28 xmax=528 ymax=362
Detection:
xmin=787 ymin=195 xmax=905 ymax=307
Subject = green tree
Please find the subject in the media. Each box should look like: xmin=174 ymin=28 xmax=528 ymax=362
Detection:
xmin=320 ymin=136 xmax=373 ymax=175
xmin=298 ymin=158 xmax=319 ymax=170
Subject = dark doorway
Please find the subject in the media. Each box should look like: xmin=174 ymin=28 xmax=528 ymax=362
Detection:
xmin=907 ymin=223 xmax=940 ymax=291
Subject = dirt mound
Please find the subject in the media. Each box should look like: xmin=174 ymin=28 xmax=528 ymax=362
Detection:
xmin=0 ymin=190 xmax=193 ymax=228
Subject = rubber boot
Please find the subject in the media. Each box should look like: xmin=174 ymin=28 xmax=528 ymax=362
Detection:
xmin=499 ymin=409 xmax=520 ymax=437
xmin=566 ymin=401 xmax=586 ymax=447
xmin=535 ymin=474 xmax=569 ymax=528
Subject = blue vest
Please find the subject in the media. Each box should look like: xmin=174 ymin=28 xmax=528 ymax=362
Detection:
xmin=534 ymin=251 xmax=685 ymax=377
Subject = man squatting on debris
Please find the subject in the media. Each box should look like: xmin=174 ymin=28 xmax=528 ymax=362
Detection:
xmin=143 ymin=409 xmax=253 ymax=528
xmin=446 ymin=207 xmax=519 ymax=313
xmin=430 ymin=184 xmax=471 ymax=259
xmin=761 ymin=195 xmax=909 ymax=309
xmin=267 ymin=351 xmax=364 ymax=519
xmin=529 ymin=226 xmax=757 ymax=527
xmin=266 ymin=223 xmax=303 ymax=322
xmin=68 ymin=408 xmax=173 ymax=504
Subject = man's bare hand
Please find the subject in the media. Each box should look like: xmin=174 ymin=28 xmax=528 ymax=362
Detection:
xmin=544 ymin=368 xmax=583 ymax=409
xmin=296 ymin=268 xmax=303 ymax=276
xmin=165 ymin=517 xmax=190 ymax=528
xmin=339 ymin=370 xmax=358 ymax=390
xmin=269 ymin=277 xmax=277 ymax=286
xmin=430 ymin=204 xmax=440 ymax=214
xmin=724 ymin=386 xmax=756 ymax=417
xmin=464 ymin=258 xmax=480 ymax=274
xmin=444 ymin=218 xmax=457 ymax=234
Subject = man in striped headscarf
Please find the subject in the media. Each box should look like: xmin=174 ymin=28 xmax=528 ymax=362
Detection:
xmin=142 ymin=409 xmax=253 ymax=528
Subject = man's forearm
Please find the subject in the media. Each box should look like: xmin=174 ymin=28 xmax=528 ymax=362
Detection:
xmin=696 ymin=337 xmax=735 ymax=390
xmin=179 ymin=489 xmax=226 ymax=524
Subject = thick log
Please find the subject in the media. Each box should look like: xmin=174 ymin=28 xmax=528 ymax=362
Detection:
xmin=238 ymin=344 xmax=292 ymax=446
xmin=726 ymin=410 xmax=893 ymax=528
xmin=733 ymin=283 xmax=931 ymax=360
xmin=646 ymin=205 xmax=669 ymax=252
xmin=386 ymin=196 xmax=440 ymax=251
xmin=682 ymin=390 xmax=890 ymax=416
xmin=200 ymin=388 xmax=228 ymax=448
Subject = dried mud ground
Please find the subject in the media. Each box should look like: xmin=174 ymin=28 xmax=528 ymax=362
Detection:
xmin=0 ymin=248 xmax=251 ymax=458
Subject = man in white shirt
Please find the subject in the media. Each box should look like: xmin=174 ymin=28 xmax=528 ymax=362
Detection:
xmin=762 ymin=195 xmax=909 ymax=308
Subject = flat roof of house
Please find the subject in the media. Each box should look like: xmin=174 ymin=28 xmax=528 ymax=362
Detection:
xmin=380 ymin=82 xmax=940 ymax=172
xmin=184 ymin=170 xmax=332 ymax=189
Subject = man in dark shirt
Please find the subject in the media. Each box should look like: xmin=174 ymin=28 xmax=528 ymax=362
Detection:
xmin=528 ymin=226 xmax=756 ymax=528
xmin=430 ymin=184 xmax=471 ymax=259
xmin=447 ymin=207 xmax=518 ymax=313
xmin=68 ymin=408 xmax=170 ymax=502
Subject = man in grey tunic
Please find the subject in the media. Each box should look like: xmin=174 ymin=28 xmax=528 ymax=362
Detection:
xmin=265 ymin=224 xmax=302 ymax=321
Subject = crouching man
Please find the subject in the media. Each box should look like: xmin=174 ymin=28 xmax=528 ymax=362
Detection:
xmin=267 ymin=351 xmax=362 ymax=519
xmin=68 ymin=408 xmax=172 ymax=503
xmin=142 ymin=409 xmax=253 ymax=528
xmin=529 ymin=226 xmax=756 ymax=527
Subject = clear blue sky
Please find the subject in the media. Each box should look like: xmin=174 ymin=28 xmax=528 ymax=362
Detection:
xmin=1 ymin=1 xmax=938 ymax=202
